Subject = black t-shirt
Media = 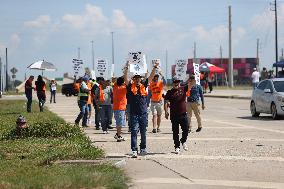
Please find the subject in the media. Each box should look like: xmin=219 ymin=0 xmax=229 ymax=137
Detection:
xmin=127 ymin=79 xmax=149 ymax=115
xmin=164 ymin=85 xmax=188 ymax=120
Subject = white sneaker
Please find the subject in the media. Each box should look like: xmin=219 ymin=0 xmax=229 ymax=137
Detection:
xmin=132 ymin=151 xmax=138 ymax=158
xmin=182 ymin=143 xmax=188 ymax=151
xmin=175 ymin=148 xmax=180 ymax=154
xmin=87 ymin=119 xmax=91 ymax=125
xmin=103 ymin=131 xmax=109 ymax=134
xmin=140 ymin=149 xmax=147 ymax=156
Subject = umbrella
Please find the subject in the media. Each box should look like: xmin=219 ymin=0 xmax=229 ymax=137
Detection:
xmin=199 ymin=62 xmax=224 ymax=73
xmin=27 ymin=60 xmax=57 ymax=71
xmin=27 ymin=60 xmax=57 ymax=75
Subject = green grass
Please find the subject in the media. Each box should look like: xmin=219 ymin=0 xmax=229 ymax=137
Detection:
xmin=0 ymin=100 xmax=128 ymax=189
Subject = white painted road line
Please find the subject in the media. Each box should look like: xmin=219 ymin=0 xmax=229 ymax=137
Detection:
xmin=135 ymin=177 xmax=284 ymax=189
xmin=212 ymin=120 xmax=284 ymax=134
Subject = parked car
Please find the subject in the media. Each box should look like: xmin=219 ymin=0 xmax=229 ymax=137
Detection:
xmin=61 ymin=83 xmax=78 ymax=96
xmin=250 ymin=78 xmax=284 ymax=119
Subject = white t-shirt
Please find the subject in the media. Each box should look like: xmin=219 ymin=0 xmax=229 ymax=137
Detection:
xmin=251 ymin=71 xmax=260 ymax=83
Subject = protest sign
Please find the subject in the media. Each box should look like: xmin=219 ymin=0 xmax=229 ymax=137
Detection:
xmin=128 ymin=52 xmax=147 ymax=75
xmin=152 ymin=59 xmax=161 ymax=74
xmin=175 ymin=59 xmax=188 ymax=81
xmin=72 ymin=59 xmax=83 ymax=76
xmin=193 ymin=63 xmax=201 ymax=85
xmin=96 ymin=59 xmax=113 ymax=80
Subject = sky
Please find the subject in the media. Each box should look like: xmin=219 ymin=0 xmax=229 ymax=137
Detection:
xmin=0 ymin=0 xmax=284 ymax=81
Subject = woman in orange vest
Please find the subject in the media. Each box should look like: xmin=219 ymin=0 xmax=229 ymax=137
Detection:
xmin=149 ymin=72 xmax=166 ymax=133
xmin=35 ymin=75 xmax=46 ymax=112
xmin=113 ymin=76 xmax=127 ymax=142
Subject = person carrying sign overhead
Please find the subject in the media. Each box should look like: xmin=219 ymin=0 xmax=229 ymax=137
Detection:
xmin=124 ymin=61 xmax=158 ymax=158
xmin=149 ymin=70 xmax=166 ymax=133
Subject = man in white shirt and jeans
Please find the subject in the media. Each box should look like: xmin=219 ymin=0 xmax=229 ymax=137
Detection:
xmin=251 ymin=68 xmax=260 ymax=89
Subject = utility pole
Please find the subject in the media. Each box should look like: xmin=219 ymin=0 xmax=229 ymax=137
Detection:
xmin=193 ymin=42 xmax=197 ymax=63
xmin=111 ymin=32 xmax=114 ymax=66
xmin=165 ymin=49 xmax=168 ymax=82
xmin=228 ymin=6 xmax=234 ymax=87
xmin=220 ymin=45 xmax=224 ymax=85
xmin=257 ymin=38 xmax=260 ymax=69
xmin=91 ymin=40 xmax=95 ymax=70
xmin=271 ymin=0 xmax=278 ymax=76
xmin=5 ymin=48 xmax=8 ymax=91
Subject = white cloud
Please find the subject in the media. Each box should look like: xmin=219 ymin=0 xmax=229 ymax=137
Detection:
xmin=24 ymin=15 xmax=51 ymax=28
xmin=62 ymin=4 xmax=108 ymax=32
xmin=191 ymin=25 xmax=227 ymax=42
xmin=112 ymin=9 xmax=136 ymax=33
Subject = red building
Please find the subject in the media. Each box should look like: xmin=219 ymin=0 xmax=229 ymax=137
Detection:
xmin=172 ymin=58 xmax=258 ymax=85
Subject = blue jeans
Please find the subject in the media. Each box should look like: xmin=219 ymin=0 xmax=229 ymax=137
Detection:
xmin=50 ymin=90 xmax=56 ymax=103
xmin=99 ymin=105 xmax=112 ymax=131
xmin=130 ymin=113 xmax=148 ymax=151
xmin=26 ymin=95 xmax=32 ymax=112
xmin=75 ymin=100 xmax=88 ymax=126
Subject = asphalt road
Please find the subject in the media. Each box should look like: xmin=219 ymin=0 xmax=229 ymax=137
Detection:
xmin=46 ymin=94 xmax=284 ymax=189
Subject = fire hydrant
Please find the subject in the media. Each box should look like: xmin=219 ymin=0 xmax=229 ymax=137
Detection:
xmin=16 ymin=115 xmax=28 ymax=129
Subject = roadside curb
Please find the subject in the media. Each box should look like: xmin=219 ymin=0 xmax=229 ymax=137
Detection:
xmin=204 ymin=95 xmax=250 ymax=100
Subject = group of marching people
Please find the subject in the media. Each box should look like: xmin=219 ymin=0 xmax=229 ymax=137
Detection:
xmin=75 ymin=61 xmax=205 ymax=158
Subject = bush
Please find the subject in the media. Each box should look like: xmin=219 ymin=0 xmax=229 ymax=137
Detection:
xmin=1 ymin=122 xmax=82 ymax=140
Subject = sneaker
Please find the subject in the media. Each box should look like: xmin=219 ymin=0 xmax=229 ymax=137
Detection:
xmin=103 ymin=131 xmax=109 ymax=134
xmin=182 ymin=143 xmax=188 ymax=151
xmin=196 ymin=127 xmax=202 ymax=132
xmin=157 ymin=128 xmax=161 ymax=133
xmin=152 ymin=129 xmax=157 ymax=133
xmin=131 ymin=151 xmax=138 ymax=158
xmin=140 ymin=149 xmax=147 ymax=156
xmin=95 ymin=127 xmax=100 ymax=130
xmin=175 ymin=148 xmax=180 ymax=154
xmin=114 ymin=133 xmax=118 ymax=139
xmin=87 ymin=119 xmax=91 ymax=125
xmin=117 ymin=136 xmax=125 ymax=142
xmin=108 ymin=126 xmax=114 ymax=129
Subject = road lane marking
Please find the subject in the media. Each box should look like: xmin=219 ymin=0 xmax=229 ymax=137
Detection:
xmin=211 ymin=120 xmax=284 ymax=134
xmin=135 ymin=177 xmax=284 ymax=189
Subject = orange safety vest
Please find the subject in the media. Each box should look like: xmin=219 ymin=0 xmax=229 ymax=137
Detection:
xmin=87 ymin=82 xmax=93 ymax=104
xmin=186 ymin=87 xmax=191 ymax=97
xmin=149 ymin=81 xmax=163 ymax=101
xmin=113 ymin=83 xmax=127 ymax=110
xmin=131 ymin=83 xmax=147 ymax=97
xmin=99 ymin=85 xmax=105 ymax=102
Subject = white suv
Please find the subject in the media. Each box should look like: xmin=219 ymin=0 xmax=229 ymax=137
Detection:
xmin=250 ymin=78 xmax=284 ymax=119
